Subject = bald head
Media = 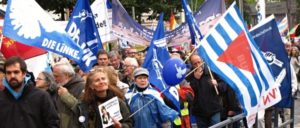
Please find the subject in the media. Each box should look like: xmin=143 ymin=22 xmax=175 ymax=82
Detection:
xmin=190 ymin=54 xmax=203 ymax=68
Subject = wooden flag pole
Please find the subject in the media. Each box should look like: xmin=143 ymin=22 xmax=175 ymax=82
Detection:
xmin=207 ymin=66 xmax=219 ymax=95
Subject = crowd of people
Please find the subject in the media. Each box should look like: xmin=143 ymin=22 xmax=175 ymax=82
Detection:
xmin=0 ymin=42 xmax=298 ymax=128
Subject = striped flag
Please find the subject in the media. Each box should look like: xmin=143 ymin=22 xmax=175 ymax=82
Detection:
xmin=197 ymin=2 xmax=281 ymax=127
xmin=277 ymin=15 xmax=289 ymax=36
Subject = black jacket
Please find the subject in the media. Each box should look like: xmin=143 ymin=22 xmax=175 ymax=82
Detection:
xmin=0 ymin=82 xmax=59 ymax=128
xmin=186 ymin=65 xmax=225 ymax=118
xmin=76 ymin=90 xmax=133 ymax=128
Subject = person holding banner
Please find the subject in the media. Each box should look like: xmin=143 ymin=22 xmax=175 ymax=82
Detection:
xmin=125 ymin=67 xmax=179 ymax=128
xmin=76 ymin=67 xmax=132 ymax=128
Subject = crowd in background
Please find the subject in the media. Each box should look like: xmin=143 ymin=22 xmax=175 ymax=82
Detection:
xmin=0 ymin=40 xmax=299 ymax=128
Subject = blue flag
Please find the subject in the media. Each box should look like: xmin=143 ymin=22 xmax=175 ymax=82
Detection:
xmin=143 ymin=13 xmax=180 ymax=111
xmin=182 ymin=0 xmax=203 ymax=45
xmin=250 ymin=15 xmax=292 ymax=108
xmin=3 ymin=0 xmax=83 ymax=62
xmin=66 ymin=0 xmax=103 ymax=72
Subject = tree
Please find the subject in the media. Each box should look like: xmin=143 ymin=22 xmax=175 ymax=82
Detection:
xmin=120 ymin=0 xmax=183 ymax=23
xmin=35 ymin=0 xmax=78 ymax=20
xmin=120 ymin=0 xmax=205 ymax=23
xmin=297 ymin=0 xmax=300 ymax=23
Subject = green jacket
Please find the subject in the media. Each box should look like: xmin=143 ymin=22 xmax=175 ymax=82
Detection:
xmin=57 ymin=75 xmax=85 ymax=128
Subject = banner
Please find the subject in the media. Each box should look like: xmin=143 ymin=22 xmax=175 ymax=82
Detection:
xmin=91 ymin=0 xmax=115 ymax=42
xmin=250 ymin=15 xmax=292 ymax=108
xmin=197 ymin=3 xmax=281 ymax=127
xmin=112 ymin=0 xmax=225 ymax=46
xmin=3 ymin=0 xmax=83 ymax=63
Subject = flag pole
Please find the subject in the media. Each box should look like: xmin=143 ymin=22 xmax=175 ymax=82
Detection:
xmin=127 ymin=86 xmax=171 ymax=119
xmin=207 ymin=66 xmax=219 ymax=95
xmin=184 ymin=46 xmax=197 ymax=63
xmin=185 ymin=62 xmax=205 ymax=77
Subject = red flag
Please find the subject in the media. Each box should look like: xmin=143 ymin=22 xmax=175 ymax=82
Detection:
xmin=288 ymin=24 xmax=300 ymax=38
xmin=0 ymin=26 xmax=47 ymax=59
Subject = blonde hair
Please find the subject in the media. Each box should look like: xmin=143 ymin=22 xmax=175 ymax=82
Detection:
xmin=82 ymin=67 xmax=124 ymax=104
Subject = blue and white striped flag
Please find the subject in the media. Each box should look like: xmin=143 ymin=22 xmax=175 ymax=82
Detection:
xmin=197 ymin=2 xmax=281 ymax=127
xmin=277 ymin=15 xmax=289 ymax=36
xmin=66 ymin=0 xmax=103 ymax=72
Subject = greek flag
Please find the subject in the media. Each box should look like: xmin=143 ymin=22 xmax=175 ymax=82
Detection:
xmin=197 ymin=3 xmax=281 ymax=127
xmin=66 ymin=0 xmax=103 ymax=72
xmin=3 ymin=0 xmax=83 ymax=62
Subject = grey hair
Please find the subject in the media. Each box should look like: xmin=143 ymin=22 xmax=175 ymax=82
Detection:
xmin=108 ymin=50 xmax=121 ymax=59
xmin=124 ymin=57 xmax=139 ymax=67
xmin=41 ymin=71 xmax=58 ymax=92
xmin=54 ymin=63 xmax=75 ymax=77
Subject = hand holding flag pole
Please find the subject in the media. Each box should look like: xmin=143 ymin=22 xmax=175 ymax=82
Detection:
xmin=207 ymin=66 xmax=219 ymax=95
xmin=185 ymin=61 xmax=204 ymax=77
xmin=181 ymin=0 xmax=219 ymax=95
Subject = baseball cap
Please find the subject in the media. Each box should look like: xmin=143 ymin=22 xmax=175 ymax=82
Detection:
xmin=133 ymin=68 xmax=149 ymax=78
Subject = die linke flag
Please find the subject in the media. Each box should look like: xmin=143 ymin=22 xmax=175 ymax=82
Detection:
xmin=0 ymin=26 xmax=46 ymax=60
xmin=66 ymin=0 xmax=103 ymax=72
xmin=3 ymin=0 xmax=83 ymax=63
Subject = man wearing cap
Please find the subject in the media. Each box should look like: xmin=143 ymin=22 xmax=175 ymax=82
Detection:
xmin=125 ymin=67 xmax=178 ymax=128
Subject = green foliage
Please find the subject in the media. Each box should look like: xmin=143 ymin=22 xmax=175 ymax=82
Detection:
xmin=120 ymin=0 xmax=183 ymax=23
xmin=36 ymin=0 xmax=96 ymax=20
xmin=297 ymin=0 xmax=300 ymax=23
xmin=120 ymin=0 xmax=205 ymax=23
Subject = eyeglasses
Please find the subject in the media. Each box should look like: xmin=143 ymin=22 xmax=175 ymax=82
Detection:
xmin=36 ymin=77 xmax=45 ymax=81
xmin=124 ymin=65 xmax=134 ymax=68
